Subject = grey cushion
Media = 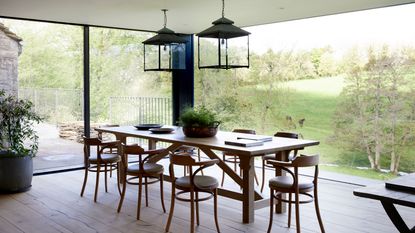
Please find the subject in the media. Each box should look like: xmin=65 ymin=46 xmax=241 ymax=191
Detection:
xmin=175 ymin=175 xmax=219 ymax=190
xmin=269 ymin=176 xmax=314 ymax=190
xmin=89 ymin=153 xmax=120 ymax=164
xmin=127 ymin=163 xmax=164 ymax=175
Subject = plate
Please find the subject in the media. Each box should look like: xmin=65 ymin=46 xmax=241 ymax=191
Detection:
xmin=134 ymin=124 xmax=162 ymax=130
xmin=149 ymin=127 xmax=175 ymax=134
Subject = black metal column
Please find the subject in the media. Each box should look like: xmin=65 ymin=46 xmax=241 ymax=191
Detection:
xmin=83 ymin=26 xmax=90 ymax=137
xmin=172 ymin=34 xmax=194 ymax=125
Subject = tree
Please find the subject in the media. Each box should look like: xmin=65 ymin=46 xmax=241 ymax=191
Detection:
xmin=333 ymin=46 xmax=415 ymax=172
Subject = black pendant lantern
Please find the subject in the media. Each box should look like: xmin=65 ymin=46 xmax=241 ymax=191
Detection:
xmin=143 ymin=9 xmax=186 ymax=71
xmin=197 ymin=0 xmax=250 ymax=69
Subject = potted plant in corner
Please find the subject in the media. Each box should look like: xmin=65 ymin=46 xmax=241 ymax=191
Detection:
xmin=0 ymin=90 xmax=42 ymax=193
xmin=179 ymin=106 xmax=221 ymax=138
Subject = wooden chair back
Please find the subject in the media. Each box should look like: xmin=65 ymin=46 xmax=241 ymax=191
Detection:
xmin=292 ymin=154 xmax=319 ymax=167
xmin=169 ymin=152 xmax=197 ymax=166
xmin=233 ymin=129 xmax=256 ymax=134
xmin=83 ymin=136 xmax=101 ymax=162
xmin=274 ymin=131 xmax=298 ymax=139
xmin=122 ymin=144 xmax=145 ymax=155
xmin=120 ymin=144 xmax=146 ymax=169
xmin=83 ymin=136 xmax=101 ymax=146
xmin=169 ymin=151 xmax=219 ymax=181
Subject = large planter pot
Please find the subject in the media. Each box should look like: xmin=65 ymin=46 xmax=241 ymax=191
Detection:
xmin=0 ymin=154 xmax=33 ymax=193
xmin=182 ymin=126 xmax=219 ymax=138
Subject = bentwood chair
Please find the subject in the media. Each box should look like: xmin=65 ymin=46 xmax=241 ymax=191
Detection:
xmin=267 ymin=154 xmax=325 ymax=233
xmin=176 ymin=145 xmax=204 ymax=176
xmin=261 ymin=132 xmax=300 ymax=192
xmin=221 ymin=129 xmax=259 ymax=187
xmin=97 ymin=124 xmax=120 ymax=177
xmin=80 ymin=136 xmax=121 ymax=202
xmin=165 ymin=152 xmax=220 ymax=233
xmin=117 ymin=144 xmax=166 ymax=220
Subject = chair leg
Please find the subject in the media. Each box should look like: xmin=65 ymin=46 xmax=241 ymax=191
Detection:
xmin=94 ymin=164 xmax=101 ymax=202
xmin=254 ymin=169 xmax=259 ymax=186
xmin=261 ymin=159 xmax=266 ymax=192
xmin=110 ymin=162 xmax=113 ymax=178
xmin=195 ymin=192 xmax=200 ymax=226
xmin=288 ymin=193 xmax=292 ymax=227
xmin=117 ymin=173 xmax=127 ymax=213
xmin=145 ymin=177 xmax=149 ymax=207
xmin=160 ymin=174 xmax=166 ymax=213
xmin=137 ymin=174 xmax=143 ymax=220
xmin=165 ymin=185 xmax=176 ymax=232
xmin=116 ymin=163 xmax=122 ymax=195
xmin=80 ymin=166 xmax=89 ymax=197
xmin=104 ymin=164 xmax=108 ymax=193
xmin=295 ymin=190 xmax=301 ymax=233
xmin=190 ymin=189 xmax=195 ymax=233
xmin=314 ymin=188 xmax=325 ymax=233
xmin=197 ymin=149 xmax=204 ymax=176
xmin=267 ymin=189 xmax=274 ymax=233
xmin=221 ymin=154 xmax=226 ymax=187
xmin=213 ymin=189 xmax=221 ymax=233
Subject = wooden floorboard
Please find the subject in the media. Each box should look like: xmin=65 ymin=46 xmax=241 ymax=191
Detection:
xmin=0 ymin=169 xmax=414 ymax=233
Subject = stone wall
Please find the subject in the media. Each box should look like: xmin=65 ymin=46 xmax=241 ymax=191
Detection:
xmin=0 ymin=23 xmax=22 ymax=97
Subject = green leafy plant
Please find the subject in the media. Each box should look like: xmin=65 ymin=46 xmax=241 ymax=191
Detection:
xmin=179 ymin=106 xmax=220 ymax=127
xmin=0 ymin=90 xmax=43 ymax=157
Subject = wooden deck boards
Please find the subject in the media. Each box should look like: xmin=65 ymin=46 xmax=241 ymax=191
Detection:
xmin=1 ymin=169 xmax=414 ymax=233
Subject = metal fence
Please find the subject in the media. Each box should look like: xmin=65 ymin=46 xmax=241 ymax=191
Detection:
xmin=108 ymin=96 xmax=172 ymax=126
xmin=19 ymin=87 xmax=83 ymax=122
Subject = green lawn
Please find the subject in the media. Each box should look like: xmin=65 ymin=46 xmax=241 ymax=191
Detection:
xmin=247 ymin=76 xmax=413 ymax=179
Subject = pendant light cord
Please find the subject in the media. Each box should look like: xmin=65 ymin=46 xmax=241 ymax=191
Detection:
xmin=222 ymin=0 xmax=225 ymax=18
xmin=162 ymin=9 xmax=167 ymax=28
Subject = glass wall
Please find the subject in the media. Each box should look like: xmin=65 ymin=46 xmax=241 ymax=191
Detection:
xmin=1 ymin=19 xmax=84 ymax=172
xmin=194 ymin=4 xmax=415 ymax=180
xmin=89 ymin=27 xmax=172 ymax=146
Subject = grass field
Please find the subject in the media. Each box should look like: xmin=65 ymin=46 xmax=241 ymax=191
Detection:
xmin=248 ymin=76 xmax=413 ymax=180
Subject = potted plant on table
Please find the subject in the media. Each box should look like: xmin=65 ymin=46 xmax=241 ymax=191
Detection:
xmin=0 ymin=90 xmax=42 ymax=193
xmin=179 ymin=106 xmax=221 ymax=138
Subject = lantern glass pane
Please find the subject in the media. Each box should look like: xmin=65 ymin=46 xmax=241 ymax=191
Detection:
xmin=160 ymin=45 xmax=171 ymax=70
xmin=219 ymin=39 xmax=227 ymax=67
xmin=199 ymin=37 xmax=219 ymax=67
xmin=227 ymin=36 xmax=249 ymax=67
xmin=144 ymin=44 xmax=159 ymax=70
xmin=171 ymin=43 xmax=186 ymax=70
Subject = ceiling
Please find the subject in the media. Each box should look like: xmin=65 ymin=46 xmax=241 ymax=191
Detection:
xmin=1 ymin=0 xmax=414 ymax=33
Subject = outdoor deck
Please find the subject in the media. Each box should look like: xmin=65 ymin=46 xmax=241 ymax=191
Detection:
xmin=1 ymin=167 xmax=414 ymax=233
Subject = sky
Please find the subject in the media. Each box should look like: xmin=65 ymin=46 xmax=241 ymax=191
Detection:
xmin=245 ymin=3 xmax=415 ymax=56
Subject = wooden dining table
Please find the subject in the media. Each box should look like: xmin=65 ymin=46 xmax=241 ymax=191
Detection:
xmin=96 ymin=126 xmax=319 ymax=223
xmin=354 ymin=174 xmax=415 ymax=233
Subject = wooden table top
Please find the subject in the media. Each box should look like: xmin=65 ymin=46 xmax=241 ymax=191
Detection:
xmin=96 ymin=126 xmax=320 ymax=156
xmin=354 ymin=174 xmax=415 ymax=208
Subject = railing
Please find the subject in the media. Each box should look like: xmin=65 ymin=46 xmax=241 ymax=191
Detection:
xmin=18 ymin=88 xmax=173 ymax=147
xmin=108 ymin=96 xmax=172 ymax=126
xmin=19 ymin=87 xmax=83 ymax=122
xmin=108 ymin=96 xmax=173 ymax=147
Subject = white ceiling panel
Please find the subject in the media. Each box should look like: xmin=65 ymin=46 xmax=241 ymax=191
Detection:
xmin=0 ymin=0 xmax=414 ymax=33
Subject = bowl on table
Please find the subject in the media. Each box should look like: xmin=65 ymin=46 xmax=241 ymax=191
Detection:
xmin=134 ymin=124 xmax=163 ymax=130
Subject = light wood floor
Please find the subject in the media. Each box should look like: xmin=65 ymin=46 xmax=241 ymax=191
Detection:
xmin=0 ymin=168 xmax=413 ymax=233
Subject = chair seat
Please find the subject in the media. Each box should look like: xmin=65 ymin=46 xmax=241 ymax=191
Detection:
xmin=89 ymin=153 xmax=121 ymax=164
xmin=269 ymin=176 xmax=314 ymax=191
xmin=127 ymin=163 xmax=164 ymax=175
xmin=176 ymin=175 xmax=219 ymax=190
